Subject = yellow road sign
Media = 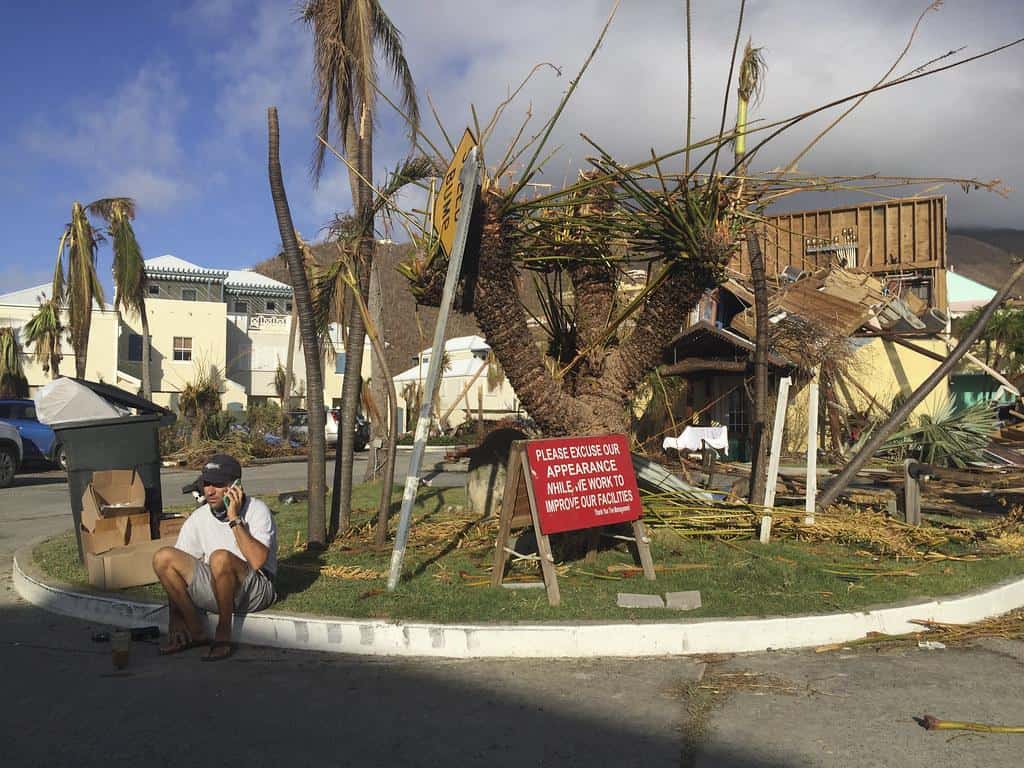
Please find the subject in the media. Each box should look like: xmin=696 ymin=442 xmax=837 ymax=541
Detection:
xmin=433 ymin=128 xmax=477 ymax=258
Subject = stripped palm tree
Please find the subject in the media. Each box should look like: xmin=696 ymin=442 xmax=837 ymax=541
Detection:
xmin=303 ymin=0 xmax=419 ymax=535
xmin=23 ymin=296 xmax=64 ymax=378
xmin=0 ymin=327 xmax=29 ymax=398
xmin=54 ymin=202 xmax=105 ymax=379
xmin=733 ymin=40 xmax=770 ymax=504
xmin=89 ymin=197 xmax=153 ymax=400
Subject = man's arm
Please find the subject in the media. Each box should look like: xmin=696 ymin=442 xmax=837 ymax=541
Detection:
xmin=225 ymin=486 xmax=269 ymax=571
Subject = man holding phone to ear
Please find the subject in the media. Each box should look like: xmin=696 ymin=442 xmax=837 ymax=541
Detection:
xmin=153 ymin=453 xmax=277 ymax=661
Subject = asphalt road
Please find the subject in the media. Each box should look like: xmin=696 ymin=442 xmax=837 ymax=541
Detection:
xmin=2 ymin=458 xmax=1024 ymax=766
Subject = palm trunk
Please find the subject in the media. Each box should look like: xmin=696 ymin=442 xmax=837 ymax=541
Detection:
xmin=330 ymin=107 xmax=374 ymax=537
xmin=746 ymin=231 xmax=770 ymax=503
xmin=364 ymin=258 xmax=389 ymax=482
xmin=282 ymin=302 xmax=298 ymax=436
xmin=816 ymin=259 xmax=1024 ymax=511
xmin=268 ymin=107 xmax=327 ymax=549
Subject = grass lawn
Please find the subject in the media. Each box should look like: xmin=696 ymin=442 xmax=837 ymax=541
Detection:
xmin=33 ymin=481 xmax=1024 ymax=623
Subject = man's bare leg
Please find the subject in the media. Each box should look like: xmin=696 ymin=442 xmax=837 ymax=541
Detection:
xmin=152 ymin=547 xmax=208 ymax=650
xmin=207 ymin=549 xmax=249 ymax=658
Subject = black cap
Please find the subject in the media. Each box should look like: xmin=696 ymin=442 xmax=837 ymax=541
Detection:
xmin=200 ymin=454 xmax=242 ymax=486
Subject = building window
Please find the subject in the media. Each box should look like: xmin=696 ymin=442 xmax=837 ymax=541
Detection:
xmin=285 ymin=302 xmax=293 ymax=312
xmin=266 ymin=300 xmax=276 ymax=311
xmin=182 ymin=288 xmax=198 ymax=301
xmin=334 ymin=353 xmax=347 ymax=374
xmin=233 ymin=301 xmax=248 ymax=314
xmin=173 ymin=336 xmax=192 ymax=361
xmin=148 ymin=284 xmax=159 ymax=296
xmin=127 ymin=333 xmax=147 ymax=362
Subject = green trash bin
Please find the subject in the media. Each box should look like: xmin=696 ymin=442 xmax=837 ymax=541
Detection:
xmin=54 ymin=412 xmax=168 ymax=563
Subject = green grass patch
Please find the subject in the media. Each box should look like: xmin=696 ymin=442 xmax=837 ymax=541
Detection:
xmin=33 ymin=482 xmax=1024 ymax=622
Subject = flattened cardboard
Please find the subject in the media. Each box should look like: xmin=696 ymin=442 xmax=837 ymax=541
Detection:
xmin=80 ymin=469 xmax=147 ymax=532
xmin=84 ymin=534 xmax=177 ymax=590
xmin=81 ymin=512 xmax=152 ymax=555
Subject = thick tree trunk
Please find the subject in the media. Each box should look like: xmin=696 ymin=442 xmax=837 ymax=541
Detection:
xmin=747 ymin=231 xmax=770 ymax=504
xmin=268 ymin=107 xmax=327 ymax=549
xmin=330 ymin=108 xmax=374 ymax=537
xmin=140 ymin=306 xmax=152 ymax=401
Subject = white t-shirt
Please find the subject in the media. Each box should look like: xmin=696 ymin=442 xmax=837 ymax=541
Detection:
xmin=175 ymin=496 xmax=278 ymax=576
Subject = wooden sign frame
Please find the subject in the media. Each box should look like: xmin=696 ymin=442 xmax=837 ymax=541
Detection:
xmin=491 ymin=441 xmax=655 ymax=606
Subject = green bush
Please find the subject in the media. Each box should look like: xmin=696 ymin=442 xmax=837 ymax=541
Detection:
xmin=247 ymin=401 xmax=282 ymax=437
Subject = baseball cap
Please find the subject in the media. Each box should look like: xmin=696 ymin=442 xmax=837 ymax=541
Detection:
xmin=200 ymin=454 xmax=242 ymax=486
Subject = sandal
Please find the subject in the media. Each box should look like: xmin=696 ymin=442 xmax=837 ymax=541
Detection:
xmin=158 ymin=630 xmax=209 ymax=656
xmin=201 ymin=641 xmax=237 ymax=662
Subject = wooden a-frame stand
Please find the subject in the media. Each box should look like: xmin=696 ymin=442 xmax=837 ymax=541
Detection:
xmin=491 ymin=441 xmax=655 ymax=606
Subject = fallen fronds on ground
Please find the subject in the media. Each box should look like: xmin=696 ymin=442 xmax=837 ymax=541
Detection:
xmin=816 ymin=609 xmax=1024 ymax=653
xmin=643 ymin=491 xmax=1021 ymax=561
xmin=166 ymin=432 xmax=305 ymax=468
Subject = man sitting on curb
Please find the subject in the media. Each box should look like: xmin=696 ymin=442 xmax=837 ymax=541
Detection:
xmin=153 ymin=453 xmax=277 ymax=661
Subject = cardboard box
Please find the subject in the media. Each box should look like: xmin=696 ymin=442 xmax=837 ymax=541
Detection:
xmin=84 ymin=534 xmax=178 ymax=590
xmin=81 ymin=511 xmax=152 ymax=555
xmin=81 ymin=469 xmax=147 ymax=532
xmin=158 ymin=515 xmax=186 ymax=539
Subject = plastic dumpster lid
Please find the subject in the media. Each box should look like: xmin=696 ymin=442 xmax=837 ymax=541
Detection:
xmin=63 ymin=377 xmax=177 ymax=426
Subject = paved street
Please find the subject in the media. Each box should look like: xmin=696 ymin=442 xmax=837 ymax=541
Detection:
xmin=2 ymin=459 xmax=1024 ymax=766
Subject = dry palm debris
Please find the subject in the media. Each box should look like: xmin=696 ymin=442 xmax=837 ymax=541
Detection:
xmin=816 ymin=610 xmax=1024 ymax=653
xmin=319 ymin=565 xmax=386 ymax=580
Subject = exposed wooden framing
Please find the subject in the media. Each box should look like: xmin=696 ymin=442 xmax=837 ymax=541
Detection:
xmin=659 ymin=358 xmax=748 ymax=376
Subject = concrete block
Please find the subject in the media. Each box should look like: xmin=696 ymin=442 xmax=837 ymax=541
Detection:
xmin=665 ymin=590 xmax=702 ymax=611
xmin=617 ymin=593 xmax=665 ymax=609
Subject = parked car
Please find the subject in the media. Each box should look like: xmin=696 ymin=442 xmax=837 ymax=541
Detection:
xmin=0 ymin=421 xmax=23 ymax=488
xmin=289 ymin=408 xmax=370 ymax=451
xmin=0 ymin=399 xmax=65 ymax=469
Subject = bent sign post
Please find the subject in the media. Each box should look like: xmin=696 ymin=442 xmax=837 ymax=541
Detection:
xmin=492 ymin=434 xmax=655 ymax=606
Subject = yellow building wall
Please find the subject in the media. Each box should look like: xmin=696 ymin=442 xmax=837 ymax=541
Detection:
xmin=784 ymin=336 xmax=951 ymax=452
xmin=0 ymin=303 xmax=118 ymax=394
xmin=120 ymin=298 xmax=227 ymax=400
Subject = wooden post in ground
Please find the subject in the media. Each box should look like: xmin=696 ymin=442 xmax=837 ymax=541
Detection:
xmin=804 ymin=371 xmax=820 ymax=524
xmin=903 ymin=459 xmax=922 ymax=526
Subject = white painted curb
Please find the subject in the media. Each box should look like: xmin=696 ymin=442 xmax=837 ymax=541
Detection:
xmin=14 ymin=548 xmax=1024 ymax=658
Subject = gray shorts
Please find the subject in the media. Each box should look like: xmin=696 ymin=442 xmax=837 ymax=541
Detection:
xmin=187 ymin=558 xmax=276 ymax=614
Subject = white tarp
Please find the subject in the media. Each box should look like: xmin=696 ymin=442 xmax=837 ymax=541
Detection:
xmin=662 ymin=425 xmax=729 ymax=454
xmin=35 ymin=378 xmax=124 ymax=425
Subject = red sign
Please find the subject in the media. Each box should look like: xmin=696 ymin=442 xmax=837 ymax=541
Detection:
xmin=525 ymin=434 xmax=642 ymax=535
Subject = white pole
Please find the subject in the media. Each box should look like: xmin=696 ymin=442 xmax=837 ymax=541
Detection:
xmin=804 ymin=371 xmax=819 ymax=525
xmin=762 ymin=376 xmax=792 ymax=511
xmin=387 ymin=149 xmax=479 ymax=591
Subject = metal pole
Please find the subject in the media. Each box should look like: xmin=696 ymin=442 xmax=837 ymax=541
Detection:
xmin=387 ymin=149 xmax=479 ymax=590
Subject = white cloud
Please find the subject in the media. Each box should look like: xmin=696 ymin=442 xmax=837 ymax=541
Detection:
xmin=22 ymin=63 xmax=193 ymax=213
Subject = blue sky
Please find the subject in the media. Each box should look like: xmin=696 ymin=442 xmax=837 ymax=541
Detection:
xmin=2 ymin=1 xmax=1023 ymax=296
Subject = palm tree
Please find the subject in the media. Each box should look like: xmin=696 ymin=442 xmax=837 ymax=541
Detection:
xmin=54 ymin=202 xmax=105 ymax=379
xmin=23 ymin=296 xmax=64 ymax=378
xmin=89 ymin=198 xmax=153 ymax=400
xmin=268 ymin=106 xmax=329 ymax=549
xmin=733 ymin=40 xmax=770 ymax=504
xmin=302 ymin=0 xmax=419 ymax=536
xmin=0 ymin=327 xmax=29 ymax=398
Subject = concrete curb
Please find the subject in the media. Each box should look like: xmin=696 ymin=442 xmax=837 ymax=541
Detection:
xmin=14 ymin=544 xmax=1024 ymax=658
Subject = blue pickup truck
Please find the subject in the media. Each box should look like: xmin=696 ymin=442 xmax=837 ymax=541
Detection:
xmin=0 ymin=399 xmax=66 ymax=470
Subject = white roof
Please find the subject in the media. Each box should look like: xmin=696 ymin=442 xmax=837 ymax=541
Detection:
xmin=0 ymin=283 xmax=105 ymax=310
xmin=0 ymin=283 xmax=50 ymax=307
xmin=417 ymin=335 xmax=490 ymax=359
xmin=144 ymin=254 xmax=228 ymax=279
xmin=395 ymin=356 xmax=487 ymax=382
xmin=225 ymin=269 xmax=292 ymax=296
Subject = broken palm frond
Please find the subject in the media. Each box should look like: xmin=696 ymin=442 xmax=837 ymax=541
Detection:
xmin=696 ymin=671 xmax=805 ymax=697
xmin=917 ymin=715 xmax=1024 ymax=734
xmin=817 ymin=609 xmax=1024 ymax=653
xmin=319 ymin=565 xmax=387 ymax=580
xmin=858 ymin=396 xmax=998 ymax=469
